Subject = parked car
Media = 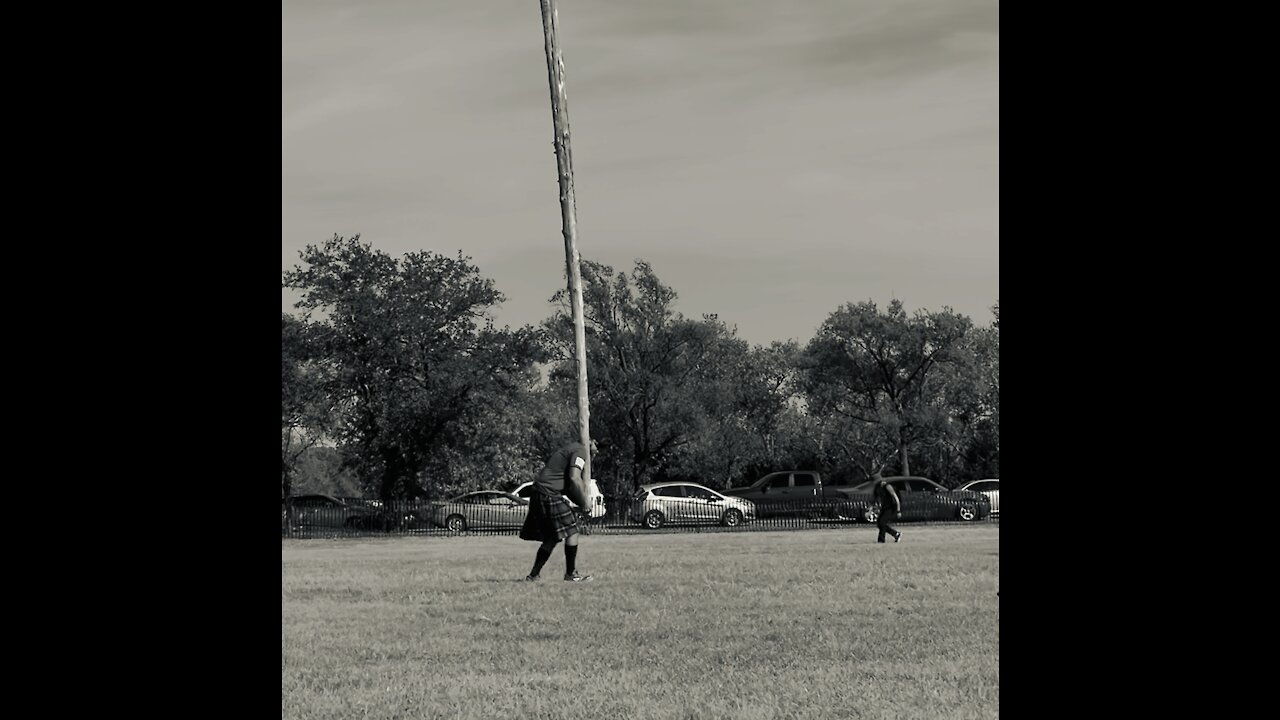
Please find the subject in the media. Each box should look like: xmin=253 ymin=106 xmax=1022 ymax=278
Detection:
xmin=724 ymin=470 xmax=859 ymax=519
xmin=284 ymin=491 xmax=371 ymax=527
xmin=956 ymin=479 xmax=999 ymax=517
xmin=426 ymin=491 xmax=530 ymax=532
xmin=285 ymin=489 xmax=414 ymax=530
xmin=512 ymin=479 xmax=607 ymax=520
xmin=629 ymin=482 xmax=757 ymax=529
xmin=842 ymin=477 xmax=992 ymax=523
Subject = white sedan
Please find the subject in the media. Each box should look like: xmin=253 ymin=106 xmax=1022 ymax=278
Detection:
xmin=513 ymin=479 xmax=607 ymax=519
xmin=427 ymin=491 xmax=529 ymax=532
xmin=956 ymin=479 xmax=999 ymax=517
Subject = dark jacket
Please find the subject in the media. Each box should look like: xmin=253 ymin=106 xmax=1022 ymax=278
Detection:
xmin=874 ymin=480 xmax=901 ymax=513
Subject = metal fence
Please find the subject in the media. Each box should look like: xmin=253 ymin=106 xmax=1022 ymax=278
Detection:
xmin=281 ymin=494 xmax=998 ymax=539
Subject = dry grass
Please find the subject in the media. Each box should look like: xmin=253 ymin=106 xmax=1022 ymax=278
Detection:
xmin=283 ymin=526 xmax=998 ymax=719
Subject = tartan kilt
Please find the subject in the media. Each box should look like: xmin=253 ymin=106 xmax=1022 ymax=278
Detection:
xmin=519 ymin=489 xmax=582 ymax=542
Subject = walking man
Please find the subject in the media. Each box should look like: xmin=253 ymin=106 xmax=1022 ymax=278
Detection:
xmin=874 ymin=475 xmax=902 ymax=543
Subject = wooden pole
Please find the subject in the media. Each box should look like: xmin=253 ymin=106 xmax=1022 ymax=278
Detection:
xmin=538 ymin=0 xmax=591 ymax=477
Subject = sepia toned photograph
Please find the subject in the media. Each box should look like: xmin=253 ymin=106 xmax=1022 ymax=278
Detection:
xmin=283 ymin=1 xmax=998 ymax=717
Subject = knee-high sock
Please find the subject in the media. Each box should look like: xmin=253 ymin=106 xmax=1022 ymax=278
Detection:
xmin=564 ymin=543 xmax=578 ymax=575
xmin=531 ymin=545 xmax=554 ymax=576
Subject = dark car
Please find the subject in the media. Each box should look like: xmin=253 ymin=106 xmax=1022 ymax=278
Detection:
xmin=284 ymin=494 xmax=414 ymax=531
xmin=284 ymin=494 xmax=376 ymax=529
xmin=723 ymin=471 xmax=859 ymax=519
xmin=840 ymin=476 xmax=992 ymax=523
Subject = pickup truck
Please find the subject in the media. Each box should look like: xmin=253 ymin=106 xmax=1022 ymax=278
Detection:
xmin=723 ymin=471 xmax=864 ymax=520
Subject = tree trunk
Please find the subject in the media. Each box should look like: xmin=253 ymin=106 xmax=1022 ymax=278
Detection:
xmin=379 ymin=448 xmax=403 ymax=504
xmin=282 ymin=473 xmax=295 ymax=536
xmin=898 ymin=428 xmax=910 ymax=476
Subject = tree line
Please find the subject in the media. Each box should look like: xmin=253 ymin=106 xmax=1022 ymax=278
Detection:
xmin=282 ymin=235 xmax=999 ymax=502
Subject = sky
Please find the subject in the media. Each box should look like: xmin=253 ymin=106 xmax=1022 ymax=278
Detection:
xmin=282 ymin=0 xmax=998 ymax=347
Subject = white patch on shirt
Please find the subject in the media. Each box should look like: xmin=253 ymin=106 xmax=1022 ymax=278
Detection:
xmin=573 ymin=456 xmax=586 ymax=470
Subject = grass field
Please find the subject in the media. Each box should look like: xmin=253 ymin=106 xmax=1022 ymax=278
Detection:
xmin=282 ymin=525 xmax=999 ymax=719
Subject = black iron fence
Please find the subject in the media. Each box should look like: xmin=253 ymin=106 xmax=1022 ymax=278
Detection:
xmin=281 ymin=493 xmax=997 ymax=538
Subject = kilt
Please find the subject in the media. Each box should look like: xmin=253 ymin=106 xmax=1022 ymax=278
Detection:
xmin=519 ymin=488 xmax=582 ymax=542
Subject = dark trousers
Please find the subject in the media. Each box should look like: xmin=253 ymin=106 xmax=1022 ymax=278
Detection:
xmin=877 ymin=508 xmax=899 ymax=542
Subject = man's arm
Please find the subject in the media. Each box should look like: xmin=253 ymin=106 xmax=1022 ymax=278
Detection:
xmin=887 ymin=485 xmax=901 ymax=513
xmin=563 ymin=453 xmax=591 ymax=509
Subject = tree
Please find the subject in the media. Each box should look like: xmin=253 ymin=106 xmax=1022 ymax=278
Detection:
xmin=428 ymin=365 xmax=561 ymax=497
xmin=959 ymin=301 xmax=999 ymax=480
xmin=290 ymin=446 xmax=362 ymax=496
xmin=801 ymin=300 xmax=974 ymax=477
xmin=543 ymin=260 xmax=742 ymax=492
xmin=281 ymin=313 xmax=332 ymax=498
xmin=664 ymin=341 xmax=808 ymax=489
xmin=282 ymin=235 xmax=548 ymax=501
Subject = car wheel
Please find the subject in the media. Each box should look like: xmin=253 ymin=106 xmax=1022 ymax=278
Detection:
xmin=861 ymin=506 xmax=879 ymax=524
xmin=721 ymin=509 xmax=743 ymax=527
xmin=446 ymin=514 xmax=467 ymax=532
xmin=957 ymin=502 xmax=978 ymax=521
xmin=642 ymin=511 xmax=665 ymax=529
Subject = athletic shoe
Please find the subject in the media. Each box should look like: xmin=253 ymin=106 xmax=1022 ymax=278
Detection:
xmin=564 ymin=571 xmax=594 ymax=583
xmin=523 ymin=575 xmax=541 ymax=582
